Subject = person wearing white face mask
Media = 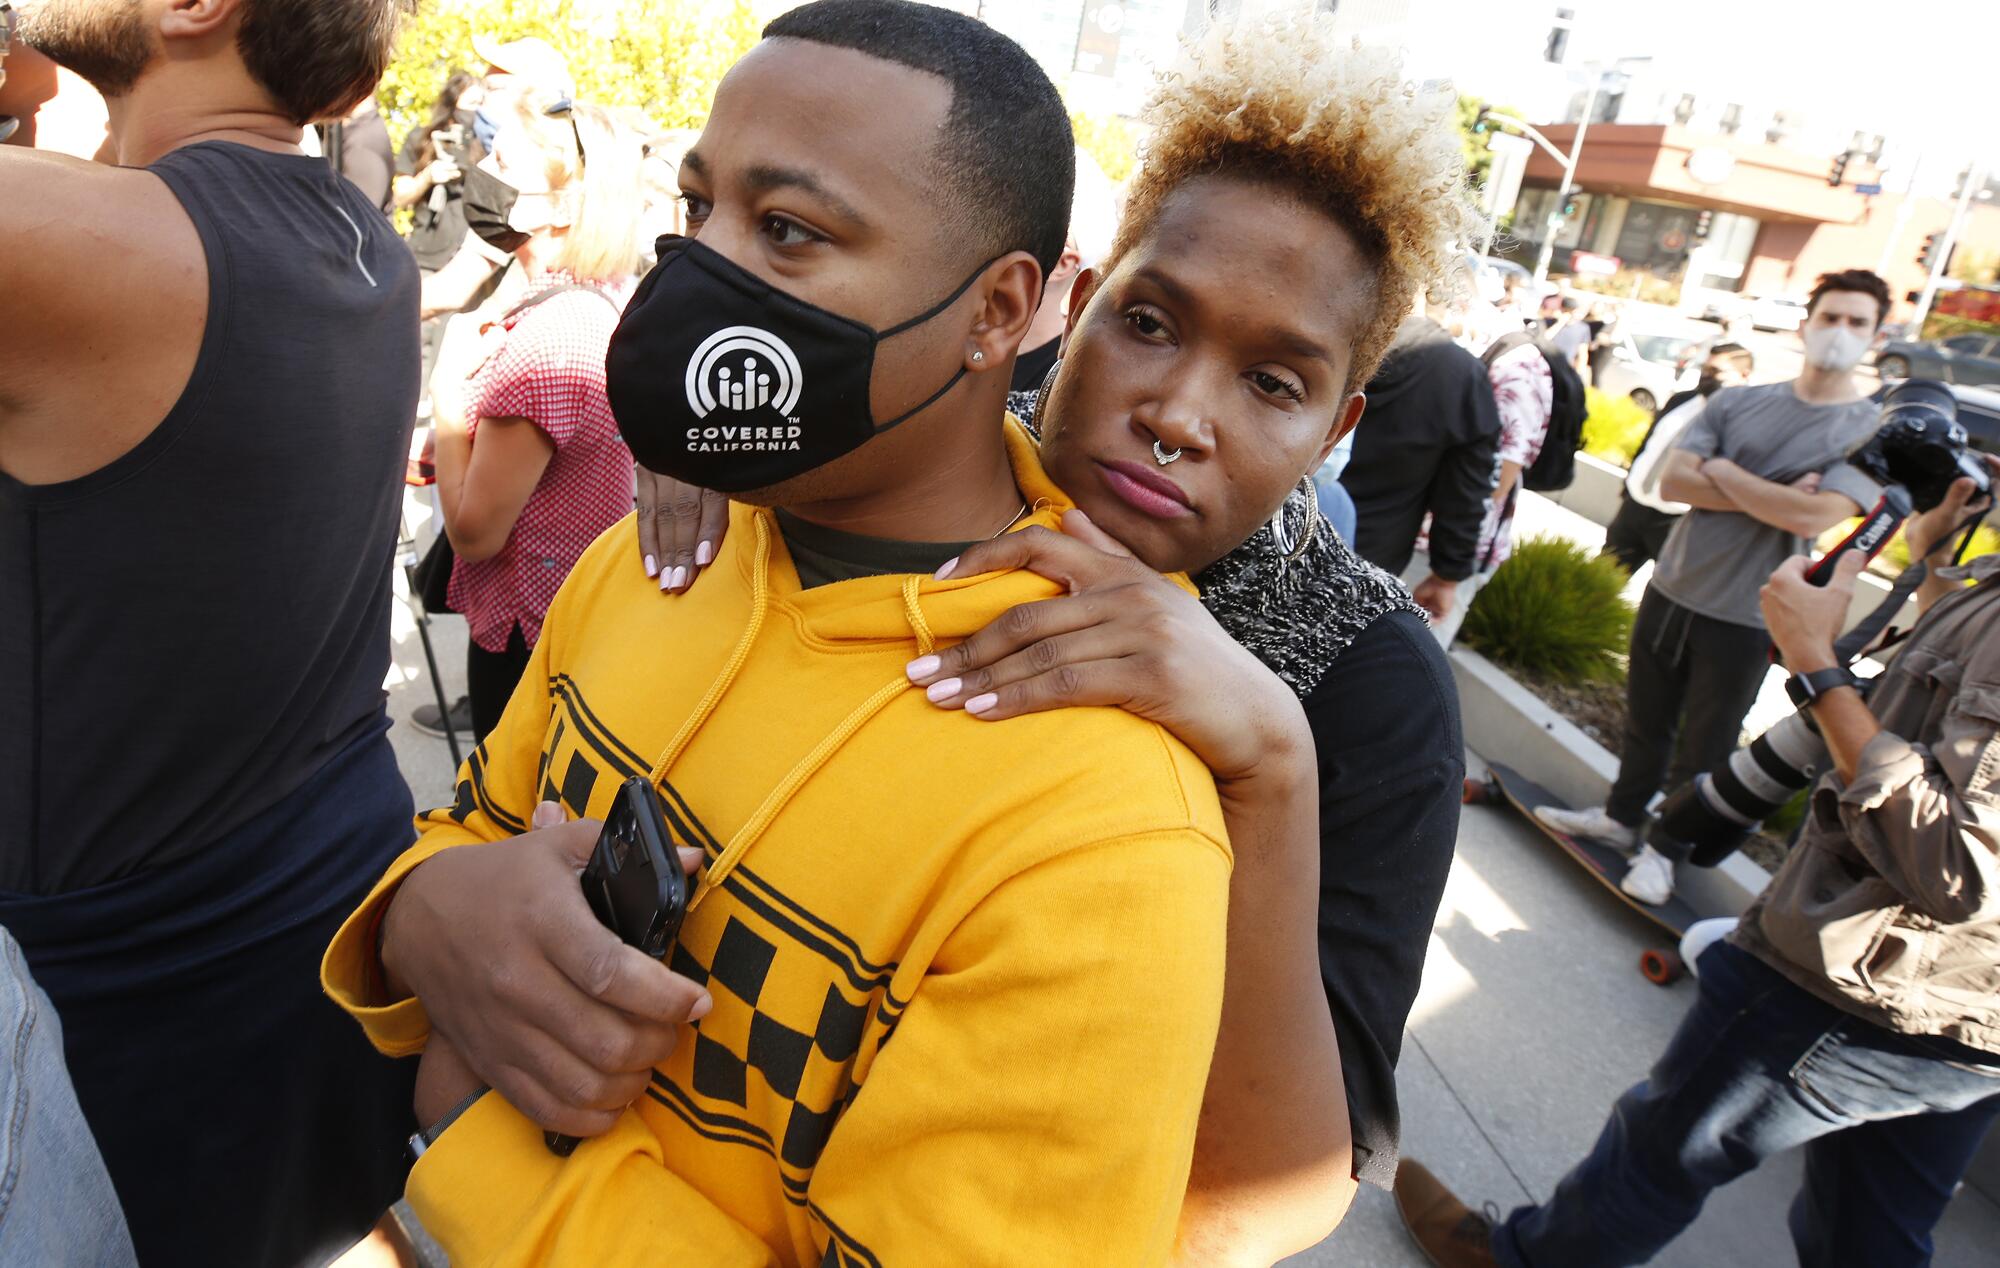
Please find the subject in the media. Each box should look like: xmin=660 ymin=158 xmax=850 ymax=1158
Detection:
xmin=1536 ymin=269 xmax=1893 ymax=906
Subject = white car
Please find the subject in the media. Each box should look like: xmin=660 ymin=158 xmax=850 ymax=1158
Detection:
xmin=1746 ymin=294 xmax=1809 ymax=332
xmin=1595 ymin=328 xmax=1711 ymax=414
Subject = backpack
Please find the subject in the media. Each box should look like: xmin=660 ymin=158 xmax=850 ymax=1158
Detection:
xmin=1480 ymin=329 xmax=1588 ymax=492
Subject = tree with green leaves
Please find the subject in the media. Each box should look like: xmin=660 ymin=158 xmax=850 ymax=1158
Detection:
xmin=1454 ymin=92 xmax=1519 ymax=192
xmin=375 ymin=0 xmax=761 ymax=148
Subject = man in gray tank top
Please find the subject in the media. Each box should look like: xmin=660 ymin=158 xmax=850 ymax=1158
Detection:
xmin=1 ymin=2 xmax=421 ymax=1263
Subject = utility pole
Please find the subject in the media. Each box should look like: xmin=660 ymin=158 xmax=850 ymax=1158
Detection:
xmin=1873 ymin=149 xmax=1924 ymax=278
xmin=1530 ymin=71 xmax=1599 ymax=286
xmin=1910 ymin=163 xmax=1986 ymax=332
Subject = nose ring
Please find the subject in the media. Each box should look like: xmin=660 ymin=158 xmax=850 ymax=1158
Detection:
xmin=1153 ymin=440 xmax=1183 ymax=466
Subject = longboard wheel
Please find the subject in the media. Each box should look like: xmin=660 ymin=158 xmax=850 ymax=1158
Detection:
xmin=1640 ymin=948 xmax=1685 ymax=985
xmin=1463 ymin=777 xmax=1502 ymax=806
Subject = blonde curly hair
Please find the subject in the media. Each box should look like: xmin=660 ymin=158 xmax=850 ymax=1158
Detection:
xmin=1108 ymin=18 xmax=1483 ymax=392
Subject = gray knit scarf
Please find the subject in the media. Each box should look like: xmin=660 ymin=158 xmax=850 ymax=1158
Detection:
xmin=1012 ymin=380 xmax=1420 ymax=698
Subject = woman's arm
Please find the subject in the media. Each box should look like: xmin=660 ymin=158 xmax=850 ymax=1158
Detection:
xmin=393 ymin=152 xmax=459 ymax=209
xmin=912 ymin=512 xmax=1354 ymax=1265
xmin=430 ymin=352 xmax=556 ymax=564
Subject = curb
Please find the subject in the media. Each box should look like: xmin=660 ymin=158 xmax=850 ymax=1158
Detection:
xmin=1447 ymin=647 xmax=1772 ymax=920
xmin=1447 ymin=644 xmax=2000 ymax=1204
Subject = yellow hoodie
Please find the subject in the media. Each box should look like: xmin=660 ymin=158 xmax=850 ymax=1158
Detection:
xmin=324 ymin=423 xmax=1231 ymax=1267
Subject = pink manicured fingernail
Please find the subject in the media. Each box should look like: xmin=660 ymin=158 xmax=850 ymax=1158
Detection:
xmin=935 ymin=557 xmax=959 ymax=580
xmin=905 ymin=656 xmax=941 ymax=681
xmin=695 ymin=540 xmax=715 ymax=566
xmin=688 ymin=993 xmax=713 ymax=1021
xmin=644 ymin=553 xmax=658 ymax=578
xmin=926 ymin=678 xmax=961 ymax=704
xmin=659 ymin=569 xmax=673 ymax=591
xmin=964 ymin=693 xmax=999 ymax=715
xmin=670 ymin=567 xmax=688 ymax=590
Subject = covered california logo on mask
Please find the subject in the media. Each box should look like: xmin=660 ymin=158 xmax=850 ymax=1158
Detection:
xmin=682 ymin=326 xmax=806 ymax=454
xmin=607 ymin=236 xmax=998 ymax=494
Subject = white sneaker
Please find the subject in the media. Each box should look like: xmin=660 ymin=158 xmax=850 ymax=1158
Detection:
xmin=1622 ymin=846 xmax=1676 ymax=906
xmin=1533 ymin=804 xmax=1639 ymax=852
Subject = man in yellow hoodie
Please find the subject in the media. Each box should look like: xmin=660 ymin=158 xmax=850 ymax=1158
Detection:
xmin=322 ymin=3 xmax=1232 ymax=1264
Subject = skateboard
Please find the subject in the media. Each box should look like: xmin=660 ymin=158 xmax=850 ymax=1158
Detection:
xmin=1466 ymin=764 xmax=1698 ymax=985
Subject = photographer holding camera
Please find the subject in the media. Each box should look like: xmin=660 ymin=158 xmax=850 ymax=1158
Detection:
xmin=1396 ymin=453 xmax=2000 ymax=1268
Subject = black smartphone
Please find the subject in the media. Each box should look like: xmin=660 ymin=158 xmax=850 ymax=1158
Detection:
xmin=545 ymin=777 xmax=691 ymax=1157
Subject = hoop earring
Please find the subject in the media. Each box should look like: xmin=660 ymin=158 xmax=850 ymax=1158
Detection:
xmin=1270 ymin=476 xmax=1318 ymax=564
xmin=1026 ymin=358 xmax=1062 ymax=438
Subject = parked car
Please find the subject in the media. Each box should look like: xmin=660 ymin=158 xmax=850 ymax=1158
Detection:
xmin=1950 ymin=383 xmax=2000 ymax=456
xmin=1874 ymin=334 xmax=2000 ymax=388
xmin=1596 ymin=325 xmax=1713 ymax=414
xmin=1864 ymin=382 xmax=2000 ymax=459
xmin=1746 ymin=294 xmax=1808 ymax=332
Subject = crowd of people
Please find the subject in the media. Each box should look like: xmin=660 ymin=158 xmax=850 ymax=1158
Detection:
xmin=2 ymin=1 xmax=1997 ymax=1266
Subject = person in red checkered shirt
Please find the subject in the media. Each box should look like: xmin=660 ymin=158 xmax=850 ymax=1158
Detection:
xmin=430 ymin=93 xmax=644 ymax=739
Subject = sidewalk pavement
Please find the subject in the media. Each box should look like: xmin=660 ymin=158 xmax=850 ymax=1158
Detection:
xmin=378 ymin=514 xmax=2000 ymax=1267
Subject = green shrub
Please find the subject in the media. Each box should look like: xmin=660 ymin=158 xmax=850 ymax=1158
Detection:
xmin=1461 ymin=535 xmax=1635 ymax=685
xmin=1581 ymin=386 xmax=1652 ymax=468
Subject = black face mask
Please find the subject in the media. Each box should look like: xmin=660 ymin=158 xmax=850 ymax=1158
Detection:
xmin=1696 ymin=372 xmax=1723 ymax=396
xmin=460 ymin=163 xmax=530 ymax=254
xmin=606 ymin=237 xmax=994 ymax=494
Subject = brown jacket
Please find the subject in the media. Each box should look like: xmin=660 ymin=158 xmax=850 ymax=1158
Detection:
xmin=1734 ymin=554 xmax=2000 ymax=1055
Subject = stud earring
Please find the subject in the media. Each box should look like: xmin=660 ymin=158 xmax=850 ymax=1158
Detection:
xmin=972 ymin=349 xmax=985 ymax=363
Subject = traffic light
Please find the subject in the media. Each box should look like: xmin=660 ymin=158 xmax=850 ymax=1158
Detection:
xmin=1692 ymin=210 xmax=1714 ymax=242
xmin=1545 ymin=7 xmax=1573 ymax=63
xmin=1827 ymin=152 xmax=1849 ymax=187
xmin=1472 ymin=106 xmax=1492 ymax=135
xmin=1562 ymin=196 xmax=1581 ymax=218
xmin=1918 ymin=231 xmax=1941 ymax=270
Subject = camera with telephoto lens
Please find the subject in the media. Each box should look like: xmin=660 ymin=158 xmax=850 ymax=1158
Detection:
xmin=1643 ymin=379 xmax=1983 ymax=868
xmin=1844 ymin=379 xmax=1989 ymax=514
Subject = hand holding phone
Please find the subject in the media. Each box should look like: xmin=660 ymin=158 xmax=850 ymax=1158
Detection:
xmin=545 ymin=778 xmax=693 ymax=1156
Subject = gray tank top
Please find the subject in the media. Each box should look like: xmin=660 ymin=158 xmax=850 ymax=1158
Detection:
xmin=0 ymin=142 xmax=420 ymax=893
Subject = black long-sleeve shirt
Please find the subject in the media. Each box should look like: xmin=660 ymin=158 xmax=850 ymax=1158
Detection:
xmin=1340 ymin=318 xmax=1501 ymax=581
xmin=1305 ymin=608 xmax=1462 ymax=1186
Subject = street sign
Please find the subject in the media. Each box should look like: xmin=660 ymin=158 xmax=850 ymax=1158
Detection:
xmin=1855 ymin=182 xmax=1883 ymax=195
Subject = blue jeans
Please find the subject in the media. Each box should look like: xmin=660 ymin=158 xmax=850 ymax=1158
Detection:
xmin=1495 ymin=941 xmax=2000 ymax=1268
xmin=0 ymin=928 xmax=137 ymax=1267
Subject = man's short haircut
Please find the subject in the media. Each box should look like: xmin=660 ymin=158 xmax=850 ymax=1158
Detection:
xmin=762 ymin=0 xmax=1074 ymax=279
xmin=1807 ymin=268 xmax=1892 ymax=328
xmin=236 ymin=0 xmax=412 ymax=125
xmin=1707 ymin=341 xmax=1754 ymax=376
xmin=1107 ymin=19 xmax=1479 ymax=393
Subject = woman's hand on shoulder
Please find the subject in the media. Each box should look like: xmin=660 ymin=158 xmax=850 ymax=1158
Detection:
xmin=634 ymin=465 xmax=730 ymax=593
xmin=908 ymin=510 xmax=1310 ymax=783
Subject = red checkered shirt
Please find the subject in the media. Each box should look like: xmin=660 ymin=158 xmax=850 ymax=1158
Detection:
xmin=447 ymin=272 xmax=635 ymax=653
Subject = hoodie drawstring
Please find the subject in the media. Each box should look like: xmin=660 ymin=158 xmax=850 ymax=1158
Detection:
xmin=666 ymin=515 xmax=937 ymax=914
xmin=650 ymin=513 xmax=774 ymax=785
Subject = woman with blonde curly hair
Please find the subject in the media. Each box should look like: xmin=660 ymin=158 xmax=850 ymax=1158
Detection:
xmin=635 ymin=17 xmax=1481 ymax=1262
